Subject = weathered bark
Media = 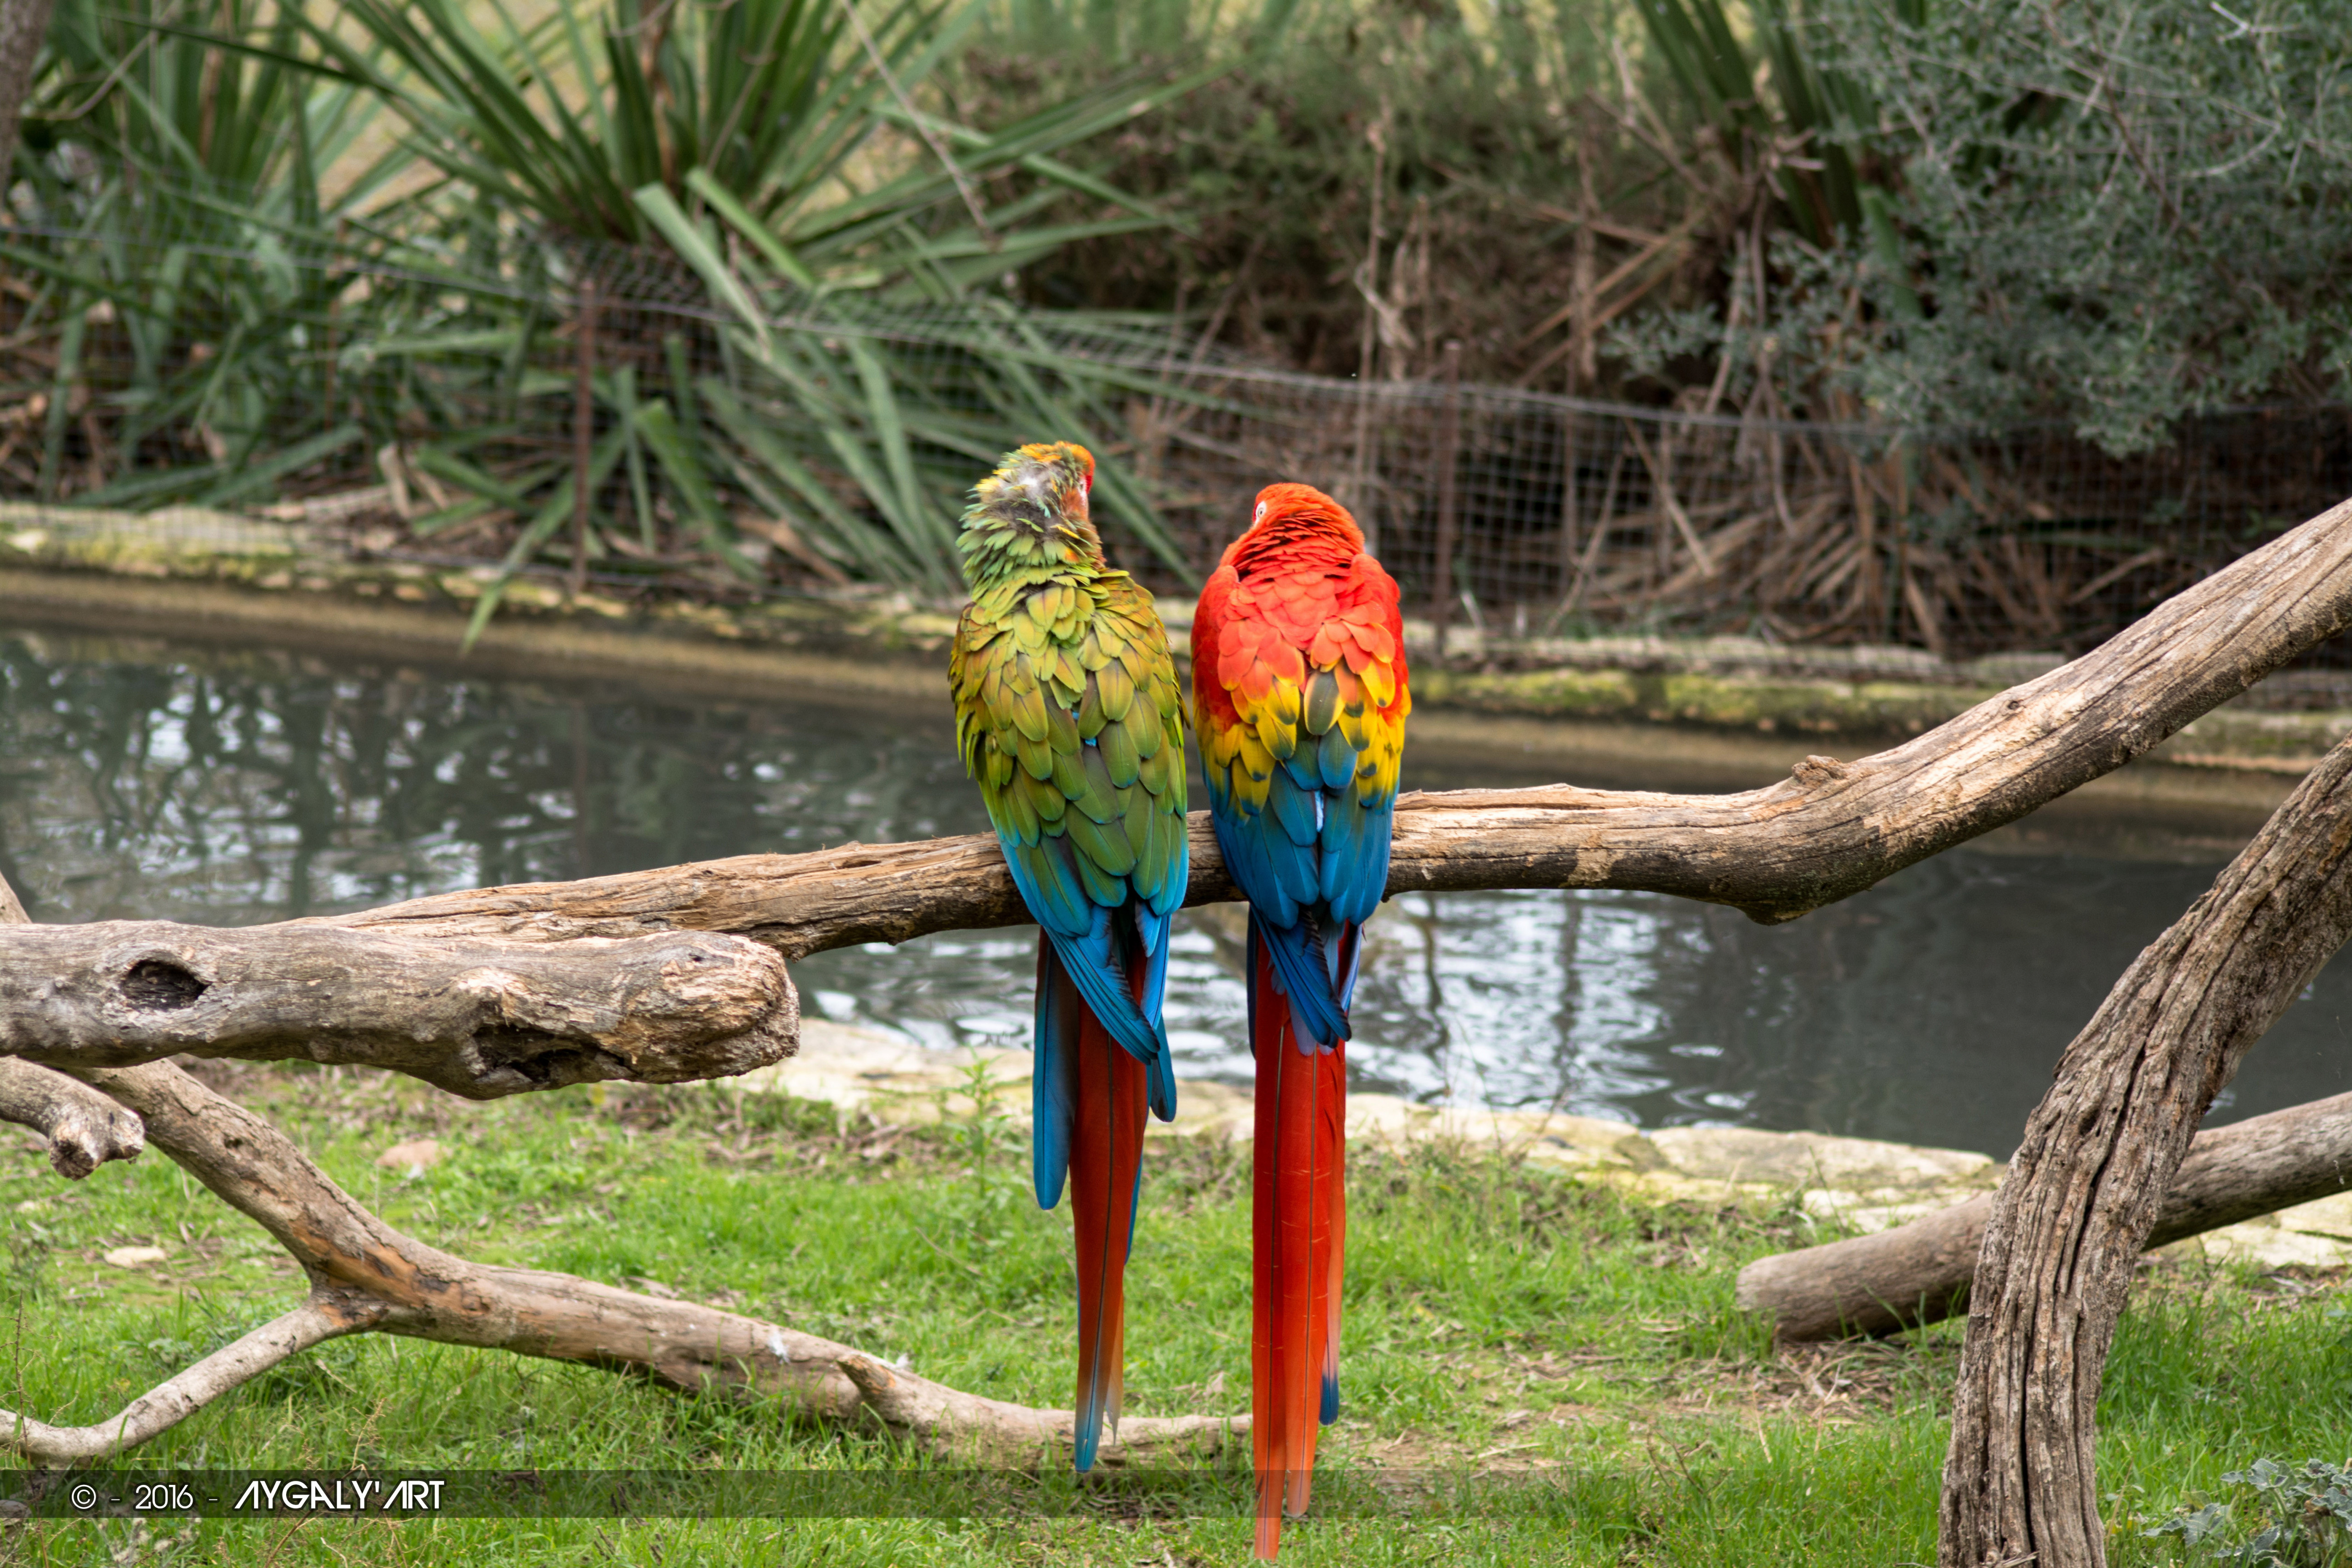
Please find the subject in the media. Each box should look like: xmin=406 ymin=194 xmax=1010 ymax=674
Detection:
xmin=1737 ymin=1089 xmax=2352 ymax=1342
xmin=0 ymin=921 xmax=797 ymax=1098
xmin=0 ymin=884 xmax=143 ymax=1178
xmin=0 ymin=864 xmax=1223 ymax=1463
xmin=0 ymin=0 xmax=56 ymax=185
xmin=26 ymin=1059 xmax=1236 ymax=1464
xmin=0 ymin=1057 xmax=143 ymax=1178
xmin=318 ymin=497 xmax=2352 ymax=955
xmin=1939 ymin=730 xmax=2352 ymax=1568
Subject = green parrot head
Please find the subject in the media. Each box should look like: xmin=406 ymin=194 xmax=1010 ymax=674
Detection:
xmin=958 ymin=442 xmax=1104 ymax=589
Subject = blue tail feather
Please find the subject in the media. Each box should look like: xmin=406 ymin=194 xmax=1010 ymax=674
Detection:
xmin=1044 ymin=917 xmax=1160 ymax=1064
xmin=1333 ymin=921 xmax=1366 ymax=1012
xmin=1032 ymin=937 xmax=1080 ymax=1209
xmin=1257 ymin=910 xmax=1349 ymax=1048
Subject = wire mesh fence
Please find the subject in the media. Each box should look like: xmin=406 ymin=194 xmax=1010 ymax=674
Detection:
xmin=2 ymin=209 xmax=2347 ymax=664
xmin=1134 ymin=371 xmax=2352 ymax=662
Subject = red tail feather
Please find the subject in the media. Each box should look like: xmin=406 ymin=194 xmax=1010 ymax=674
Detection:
xmin=1069 ymin=964 xmax=1149 ymax=1467
xmin=1251 ymin=932 xmax=1348 ymax=1560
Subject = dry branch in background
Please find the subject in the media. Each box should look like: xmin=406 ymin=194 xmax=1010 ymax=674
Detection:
xmin=0 ymin=922 xmax=798 ymax=1098
xmin=1736 ymin=1088 xmax=2352 ymax=1343
xmin=324 ymin=494 xmax=2352 ymax=956
xmin=6 ymin=1057 xmax=1235 ymax=1466
xmin=1940 ymin=730 xmax=2352 ymax=1568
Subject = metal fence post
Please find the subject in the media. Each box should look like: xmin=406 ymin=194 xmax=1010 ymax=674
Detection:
xmin=569 ymin=272 xmax=600 ymax=602
xmin=1428 ymin=340 xmax=1465 ymax=658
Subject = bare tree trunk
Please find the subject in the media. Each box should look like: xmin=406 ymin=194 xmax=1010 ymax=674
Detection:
xmin=0 ymin=0 xmax=54 ymax=190
xmin=1939 ymin=731 xmax=2352 ymax=1568
xmin=1737 ymin=1088 xmax=2352 ymax=1343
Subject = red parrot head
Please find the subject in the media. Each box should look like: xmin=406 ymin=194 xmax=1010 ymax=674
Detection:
xmin=1226 ymin=482 xmax=1366 ymax=577
xmin=959 ymin=442 xmax=1103 ymax=585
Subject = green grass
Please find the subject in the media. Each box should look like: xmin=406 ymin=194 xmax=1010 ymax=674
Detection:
xmin=2 ymin=1061 xmax=2348 ymax=1565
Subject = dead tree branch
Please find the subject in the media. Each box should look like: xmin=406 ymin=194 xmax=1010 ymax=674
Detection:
xmin=0 ymin=1294 xmax=385 ymax=1463
xmin=1736 ymin=1088 xmax=2352 ymax=1342
xmin=23 ymin=1059 xmax=1235 ymax=1465
xmin=0 ymin=1058 xmax=144 ymax=1179
xmin=0 ymin=891 xmax=144 ymax=1179
xmin=0 ymin=858 xmax=1220 ymax=1465
xmin=317 ymin=497 xmax=2352 ymax=954
xmin=1940 ymin=729 xmax=2352 ymax=1568
xmin=0 ymin=923 xmax=797 ymax=1099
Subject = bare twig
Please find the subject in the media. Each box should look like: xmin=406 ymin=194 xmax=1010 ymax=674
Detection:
xmin=840 ymin=0 xmax=996 ymax=248
xmin=0 ymin=1058 xmax=143 ymax=1179
xmin=1624 ymin=421 xmax=1715 ymax=579
xmin=0 ymin=1295 xmax=383 ymax=1463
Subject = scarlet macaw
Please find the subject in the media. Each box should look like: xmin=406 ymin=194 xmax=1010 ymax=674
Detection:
xmin=1192 ymin=482 xmax=1410 ymax=1557
xmin=947 ymin=442 xmax=1189 ymax=1471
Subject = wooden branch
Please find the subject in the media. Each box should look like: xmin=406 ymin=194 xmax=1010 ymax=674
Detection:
xmin=0 ymin=877 xmax=145 ymax=1179
xmin=60 ymin=1060 xmax=1237 ymax=1463
xmin=0 ymin=1294 xmax=383 ymax=1464
xmin=317 ymin=497 xmax=2352 ymax=953
xmin=1939 ymin=729 xmax=2352 ymax=1568
xmin=0 ymin=923 xmax=798 ymax=1100
xmin=1736 ymin=1089 xmax=2352 ymax=1342
xmin=0 ymin=868 xmax=1222 ymax=1462
xmin=0 ymin=1058 xmax=145 ymax=1179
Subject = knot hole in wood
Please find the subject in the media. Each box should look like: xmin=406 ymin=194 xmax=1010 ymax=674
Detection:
xmin=120 ymin=959 xmax=207 ymax=1011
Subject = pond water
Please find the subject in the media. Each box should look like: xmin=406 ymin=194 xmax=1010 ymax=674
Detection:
xmin=2 ymin=626 xmax=2345 ymax=1159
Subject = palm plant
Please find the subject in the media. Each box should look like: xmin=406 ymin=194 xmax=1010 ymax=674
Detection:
xmin=1 ymin=0 xmax=406 ymax=504
xmin=284 ymin=0 xmax=1207 ymax=626
xmin=1635 ymin=0 xmax=1922 ymax=267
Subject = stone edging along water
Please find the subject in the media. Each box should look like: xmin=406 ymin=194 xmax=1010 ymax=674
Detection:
xmin=1 ymin=498 xmax=2348 ymax=775
xmin=753 ymin=1019 xmax=2352 ymax=1274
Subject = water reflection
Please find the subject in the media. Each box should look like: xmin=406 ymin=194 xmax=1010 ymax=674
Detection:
xmin=0 ymin=631 xmax=985 ymax=924
xmin=2 ymin=628 xmax=2346 ymax=1157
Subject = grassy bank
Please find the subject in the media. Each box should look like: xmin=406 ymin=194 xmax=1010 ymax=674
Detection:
xmin=5 ymin=1061 xmax=2347 ymax=1566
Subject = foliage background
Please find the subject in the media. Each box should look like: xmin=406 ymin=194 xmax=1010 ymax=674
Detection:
xmin=0 ymin=0 xmax=2346 ymax=643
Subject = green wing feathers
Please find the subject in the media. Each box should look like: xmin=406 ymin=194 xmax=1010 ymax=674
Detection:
xmin=950 ymin=572 xmax=1187 ymax=922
